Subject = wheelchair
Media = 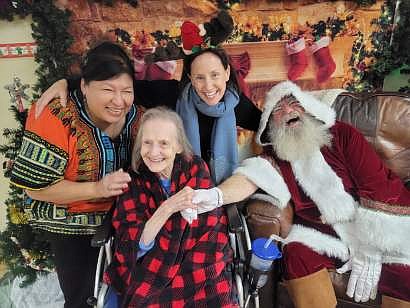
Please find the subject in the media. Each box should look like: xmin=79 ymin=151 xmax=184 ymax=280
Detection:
xmin=87 ymin=201 xmax=274 ymax=308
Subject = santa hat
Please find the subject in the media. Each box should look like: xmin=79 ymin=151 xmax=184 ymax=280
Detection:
xmin=255 ymin=81 xmax=336 ymax=146
xmin=181 ymin=21 xmax=205 ymax=55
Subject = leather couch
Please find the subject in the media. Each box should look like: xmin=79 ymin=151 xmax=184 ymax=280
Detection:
xmin=243 ymin=91 xmax=410 ymax=308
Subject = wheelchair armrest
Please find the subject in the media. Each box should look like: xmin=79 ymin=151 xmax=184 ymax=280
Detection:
xmin=226 ymin=202 xmax=244 ymax=234
xmin=91 ymin=210 xmax=114 ymax=247
xmin=245 ymin=199 xmax=294 ymax=239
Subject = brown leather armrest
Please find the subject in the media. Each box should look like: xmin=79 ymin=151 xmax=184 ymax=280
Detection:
xmin=245 ymin=199 xmax=294 ymax=239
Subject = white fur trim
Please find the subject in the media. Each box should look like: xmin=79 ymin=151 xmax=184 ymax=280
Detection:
xmin=383 ymin=255 xmax=410 ymax=266
xmin=234 ymin=157 xmax=290 ymax=209
xmin=355 ymin=207 xmax=410 ymax=256
xmin=310 ymin=89 xmax=345 ymax=107
xmin=291 ymin=151 xmax=357 ymax=224
xmin=198 ymin=24 xmax=206 ymax=37
xmin=285 ymin=37 xmax=306 ymax=55
xmin=284 ymin=224 xmax=349 ymax=261
xmin=256 ymin=81 xmax=336 ymax=146
xmin=310 ymin=36 xmax=330 ymax=53
xmin=155 ymin=61 xmax=177 ymax=74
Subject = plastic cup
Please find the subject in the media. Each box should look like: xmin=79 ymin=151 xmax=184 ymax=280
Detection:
xmin=250 ymin=237 xmax=282 ymax=271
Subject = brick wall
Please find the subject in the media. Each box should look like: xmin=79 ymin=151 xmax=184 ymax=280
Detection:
xmin=56 ymin=0 xmax=383 ymax=90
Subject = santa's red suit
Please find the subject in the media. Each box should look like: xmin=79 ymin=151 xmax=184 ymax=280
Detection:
xmin=235 ymin=81 xmax=410 ymax=304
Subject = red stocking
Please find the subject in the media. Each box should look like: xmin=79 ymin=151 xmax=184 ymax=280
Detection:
xmin=134 ymin=59 xmax=147 ymax=80
xmin=310 ymin=36 xmax=336 ymax=83
xmin=146 ymin=61 xmax=176 ymax=80
xmin=285 ymin=37 xmax=308 ymax=81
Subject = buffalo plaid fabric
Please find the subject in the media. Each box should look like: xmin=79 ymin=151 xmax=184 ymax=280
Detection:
xmin=104 ymin=154 xmax=238 ymax=307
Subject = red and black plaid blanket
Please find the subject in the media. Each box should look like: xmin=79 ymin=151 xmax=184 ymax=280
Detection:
xmin=104 ymin=155 xmax=237 ymax=307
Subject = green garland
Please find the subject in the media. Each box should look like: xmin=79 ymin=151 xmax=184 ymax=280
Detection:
xmin=215 ymin=0 xmax=375 ymax=10
xmin=0 ymin=0 xmax=75 ymax=285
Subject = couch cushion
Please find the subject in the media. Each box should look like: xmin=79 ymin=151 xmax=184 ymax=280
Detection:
xmin=333 ymin=92 xmax=410 ymax=182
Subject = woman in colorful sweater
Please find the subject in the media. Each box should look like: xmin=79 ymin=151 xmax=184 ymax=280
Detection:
xmin=11 ymin=41 xmax=144 ymax=308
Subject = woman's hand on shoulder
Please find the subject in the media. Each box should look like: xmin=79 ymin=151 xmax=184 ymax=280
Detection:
xmin=35 ymin=79 xmax=69 ymax=119
xmin=95 ymin=168 xmax=131 ymax=198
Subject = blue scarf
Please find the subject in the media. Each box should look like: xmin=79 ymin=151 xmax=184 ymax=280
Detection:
xmin=176 ymin=83 xmax=239 ymax=184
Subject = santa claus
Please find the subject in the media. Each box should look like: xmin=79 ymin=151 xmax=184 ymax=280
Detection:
xmin=193 ymin=81 xmax=410 ymax=308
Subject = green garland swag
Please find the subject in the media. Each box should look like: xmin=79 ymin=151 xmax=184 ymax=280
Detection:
xmin=0 ymin=0 xmax=75 ymax=286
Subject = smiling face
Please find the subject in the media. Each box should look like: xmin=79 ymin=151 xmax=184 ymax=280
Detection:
xmin=140 ymin=118 xmax=182 ymax=179
xmin=271 ymin=95 xmax=305 ymax=129
xmin=189 ymin=52 xmax=230 ymax=106
xmin=268 ymin=95 xmax=331 ymax=162
xmin=81 ymin=73 xmax=134 ymax=130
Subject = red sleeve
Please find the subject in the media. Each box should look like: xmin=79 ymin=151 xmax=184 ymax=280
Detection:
xmin=338 ymin=122 xmax=410 ymax=209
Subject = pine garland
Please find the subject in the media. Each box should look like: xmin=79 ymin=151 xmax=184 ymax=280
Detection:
xmin=215 ymin=0 xmax=376 ymax=10
xmin=0 ymin=0 xmax=75 ymax=285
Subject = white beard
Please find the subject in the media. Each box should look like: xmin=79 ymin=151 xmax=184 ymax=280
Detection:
xmin=268 ymin=114 xmax=332 ymax=162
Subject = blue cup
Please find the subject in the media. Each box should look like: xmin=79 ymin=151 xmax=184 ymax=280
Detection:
xmin=250 ymin=238 xmax=282 ymax=271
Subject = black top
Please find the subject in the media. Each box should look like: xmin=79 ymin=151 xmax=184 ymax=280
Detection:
xmin=69 ymin=78 xmax=261 ymax=165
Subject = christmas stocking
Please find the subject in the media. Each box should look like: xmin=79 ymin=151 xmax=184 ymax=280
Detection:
xmin=146 ymin=61 xmax=177 ymax=80
xmin=310 ymin=36 xmax=336 ymax=83
xmin=285 ymin=37 xmax=308 ymax=81
xmin=132 ymin=45 xmax=148 ymax=80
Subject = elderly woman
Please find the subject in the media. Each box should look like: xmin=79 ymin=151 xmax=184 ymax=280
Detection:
xmin=104 ymin=107 xmax=237 ymax=307
xmin=35 ymin=47 xmax=261 ymax=184
xmin=10 ymin=42 xmax=144 ymax=308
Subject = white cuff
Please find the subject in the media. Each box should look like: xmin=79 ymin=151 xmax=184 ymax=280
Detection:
xmin=286 ymin=37 xmax=306 ymax=55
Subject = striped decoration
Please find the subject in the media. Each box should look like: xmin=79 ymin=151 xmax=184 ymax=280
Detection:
xmin=0 ymin=42 xmax=37 ymax=58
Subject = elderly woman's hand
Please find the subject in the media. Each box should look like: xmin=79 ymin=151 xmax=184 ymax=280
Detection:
xmin=163 ymin=186 xmax=197 ymax=215
xmin=35 ymin=79 xmax=69 ymax=119
xmin=96 ymin=169 xmax=131 ymax=198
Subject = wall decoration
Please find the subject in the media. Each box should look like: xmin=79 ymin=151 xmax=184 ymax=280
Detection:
xmin=0 ymin=42 xmax=37 ymax=58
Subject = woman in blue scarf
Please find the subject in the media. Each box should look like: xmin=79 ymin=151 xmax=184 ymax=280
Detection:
xmin=177 ymin=47 xmax=250 ymax=184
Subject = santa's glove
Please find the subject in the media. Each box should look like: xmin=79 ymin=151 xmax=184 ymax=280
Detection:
xmin=310 ymin=36 xmax=336 ymax=83
xmin=285 ymin=37 xmax=308 ymax=81
xmin=192 ymin=187 xmax=223 ymax=214
xmin=337 ymin=244 xmax=382 ymax=303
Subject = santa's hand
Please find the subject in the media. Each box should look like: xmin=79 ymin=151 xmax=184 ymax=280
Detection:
xmin=338 ymin=246 xmax=382 ymax=303
xmin=192 ymin=187 xmax=223 ymax=214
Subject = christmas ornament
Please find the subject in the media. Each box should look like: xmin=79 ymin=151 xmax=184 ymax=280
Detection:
xmin=4 ymin=77 xmax=30 ymax=113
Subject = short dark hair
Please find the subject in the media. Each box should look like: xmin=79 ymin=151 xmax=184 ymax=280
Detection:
xmin=81 ymin=41 xmax=134 ymax=84
xmin=179 ymin=47 xmax=240 ymax=94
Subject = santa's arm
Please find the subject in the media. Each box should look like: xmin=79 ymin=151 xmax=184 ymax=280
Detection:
xmin=218 ymin=173 xmax=258 ymax=204
xmin=340 ymin=124 xmax=410 ymax=259
xmin=232 ymin=156 xmax=291 ymax=209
